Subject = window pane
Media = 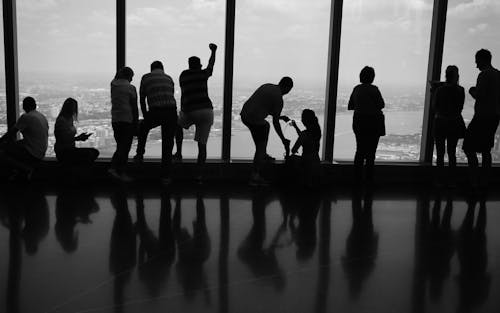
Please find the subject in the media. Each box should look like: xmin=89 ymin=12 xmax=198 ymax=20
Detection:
xmin=334 ymin=1 xmax=433 ymax=161
xmin=232 ymin=0 xmax=330 ymax=160
xmin=442 ymin=0 xmax=500 ymax=162
xmin=127 ymin=0 xmax=225 ymax=159
xmin=17 ymin=0 xmax=116 ymax=157
xmin=0 ymin=5 xmax=5 ymax=135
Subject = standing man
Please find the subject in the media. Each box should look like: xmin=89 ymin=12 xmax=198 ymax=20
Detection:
xmin=240 ymin=77 xmax=293 ymax=186
xmin=0 ymin=97 xmax=49 ymax=180
xmin=176 ymin=43 xmax=217 ymax=183
xmin=134 ymin=61 xmax=178 ymax=185
xmin=462 ymin=49 xmax=500 ymax=190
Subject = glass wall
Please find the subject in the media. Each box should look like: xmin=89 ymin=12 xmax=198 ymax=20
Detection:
xmin=334 ymin=0 xmax=433 ymax=161
xmin=17 ymin=0 xmax=116 ymax=157
xmin=441 ymin=0 xmax=500 ymax=162
xmin=127 ymin=0 xmax=225 ymax=159
xmin=231 ymin=0 xmax=330 ymax=160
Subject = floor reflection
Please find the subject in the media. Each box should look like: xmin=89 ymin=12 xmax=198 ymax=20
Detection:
xmin=0 ymin=185 xmax=499 ymax=313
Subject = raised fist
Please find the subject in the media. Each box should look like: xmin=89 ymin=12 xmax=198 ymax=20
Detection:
xmin=209 ymin=43 xmax=217 ymax=51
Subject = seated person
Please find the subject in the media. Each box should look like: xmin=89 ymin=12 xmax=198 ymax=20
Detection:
xmin=288 ymin=109 xmax=321 ymax=187
xmin=54 ymin=97 xmax=99 ymax=165
xmin=0 ymin=97 xmax=49 ymax=180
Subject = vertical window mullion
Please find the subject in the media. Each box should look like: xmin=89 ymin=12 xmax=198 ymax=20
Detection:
xmin=3 ymin=0 xmax=19 ymax=130
xmin=117 ymin=0 xmax=126 ymax=71
xmin=222 ymin=0 xmax=235 ymax=161
xmin=322 ymin=0 xmax=343 ymax=162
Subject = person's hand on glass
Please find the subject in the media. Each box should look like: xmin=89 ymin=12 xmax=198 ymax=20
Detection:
xmin=283 ymin=138 xmax=290 ymax=157
xmin=209 ymin=43 xmax=217 ymax=51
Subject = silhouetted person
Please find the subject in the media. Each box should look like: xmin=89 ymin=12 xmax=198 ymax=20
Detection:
xmin=54 ymin=97 xmax=99 ymax=165
xmin=55 ymin=189 xmax=99 ymax=253
xmin=134 ymin=61 xmax=178 ymax=185
xmin=456 ymin=197 xmax=490 ymax=313
xmin=0 ymin=96 xmax=48 ymax=181
xmin=432 ymin=66 xmax=465 ymax=186
xmin=175 ymin=43 xmax=218 ymax=183
xmin=135 ymin=190 xmax=176 ymax=297
xmin=342 ymin=191 xmax=378 ymax=299
xmin=462 ymin=49 xmax=500 ymax=190
xmin=240 ymin=77 xmax=293 ymax=186
xmin=109 ymin=67 xmax=138 ymax=183
xmin=174 ymin=192 xmax=212 ymax=302
xmin=348 ymin=66 xmax=385 ymax=186
xmin=109 ymin=187 xmax=136 ymax=313
xmin=237 ymin=189 xmax=286 ymax=292
xmin=289 ymin=109 xmax=322 ymax=188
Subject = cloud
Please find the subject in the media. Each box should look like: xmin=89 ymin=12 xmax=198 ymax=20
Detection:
xmin=468 ymin=23 xmax=488 ymax=34
xmin=448 ymin=0 xmax=500 ymax=19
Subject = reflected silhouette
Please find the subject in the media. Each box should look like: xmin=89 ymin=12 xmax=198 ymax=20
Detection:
xmin=279 ymin=189 xmax=321 ymax=263
xmin=174 ymin=192 xmax=212 ymax=303
xmin=6 ymin=197 xmax=23 ymax=313
xmin=342 ymin=191 xmax=378 ymax=299
xmin=109 ymin=187 xmax=137 ymax=313
xmin=315 ymin=198 xmax=331 ymax=313
xmin=55 ymin=189 xmax=99 ymax=253
xmin=135 ymin=190 xmax=176 ymax=297
xmin=238 ymin=189 xmax=285 ymax=291
xmin=427 ymin=194 xmax=455 ymax=302
xmin=22 ymin=191 xmax=49 ymax=255
xmin=456 ymin=197 xmax=490 ymax=313
xmin=218 ymin=194 xmax=230 ymax=313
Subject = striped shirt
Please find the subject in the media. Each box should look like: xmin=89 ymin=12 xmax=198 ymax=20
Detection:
xmin=179 ymin=68 xmax=213 ymax=112
xmin=140 ymin=69 xmax=176 ymax=110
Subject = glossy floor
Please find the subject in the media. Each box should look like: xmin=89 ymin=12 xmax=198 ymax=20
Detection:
xmin=1 ymin=184 xmax=499 ymax=313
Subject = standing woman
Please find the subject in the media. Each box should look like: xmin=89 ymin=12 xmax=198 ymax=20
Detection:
xmin=348 ymin=66 xmax=385 ymax=186
xmin=54 ymin=97 xmax=99 ymax=164
xmin=433 ymin=65 xmax=465 ymax=186
xmin=109 ymin=67 xmax=138 ymax=182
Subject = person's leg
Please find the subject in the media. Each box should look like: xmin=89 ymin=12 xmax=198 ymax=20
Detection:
xmin=435 ymin=136 xmax=446 ymax=184
xmin=193 ymin=109 xmax=213 ymax=180
xmin=480 ymin=150 xmax=492 ymax=188
xmin=465 ymin=149 xmax=479 ymax=189
xmin=365 ymin=135 xmax=380 ymax=184
xmin=244 ymin=120 xmax=269 ymax=183
xmin=353 ymin=133 xmax=365 ymax=184
xmin=174 ymin=112 xmax=187 ymax=159
xmin=71 ymin=148 xmax=100 ymax=164
xmin=447 ymin=136 xmax=458 ymax=185
xmin=111 ymin=122 xmax=124 ymax=174
xmin=120 ymin=123 xmax=135 ymax=179
xmin=161 ymin=110 xmax=177 ymax=181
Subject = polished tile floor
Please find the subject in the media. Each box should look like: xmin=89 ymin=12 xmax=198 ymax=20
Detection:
xmin=1 ymin=183 xmax=499 ymax=313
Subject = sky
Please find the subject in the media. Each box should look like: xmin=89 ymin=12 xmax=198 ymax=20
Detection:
xmin=0 ymin=0 xmax=499 ymax=90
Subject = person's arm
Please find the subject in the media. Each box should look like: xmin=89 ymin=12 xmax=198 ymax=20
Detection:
xmin=291 ymin=133 xmax=303 ymax=155
xmin=139 ymin=79 xmax=148 ymax=118
xmin=290 ymin=120 xmax=301 ymax=135
xmin=347 ymin=89 xmax=355 ymax=111
xmin=272 ymin=115 xmax=289 ymax=148
xmin=458 ymin=86 xmax=465 ymax=112
xmin=130 ymin=86 xmax=139 ymax=124
xmin=376 ymin=87 xmax=385 ymax=109
xmin=0 ymin=126 xmax=19 ymax=143
xmin=206 ymin=43 xmax=217 ymax=76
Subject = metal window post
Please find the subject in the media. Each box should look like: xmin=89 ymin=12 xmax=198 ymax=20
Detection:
xmin=222 ymin=0 xmax=235 ymax=161
xmin=420 ymin=0 xmax=448 ymax=163
xmin=322 ymin=0 xmax=343 ymax=162
xmin=116 ymin=0 xmax=126 ymax=71
xmin=3 ymin=0 xmax=19 ymax=129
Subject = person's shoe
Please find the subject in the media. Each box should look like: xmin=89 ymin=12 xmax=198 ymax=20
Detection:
xmin=173 ymin=153 xmax=183 ymax=163
xmin=133 ymin=154 xmax=144 ymax=163
xmin=107 ymin=168 xmax=122 ymax=180
xmin=263 ymin=154 xmax=275 ymax=162
xmin=120 ymin=173 xmax=134 ymax=183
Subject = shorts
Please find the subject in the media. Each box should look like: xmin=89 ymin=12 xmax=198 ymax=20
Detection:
xmin=462 ymin=115 xmax=500 ymax=153
xmin=178 ymin=108 xmax=214 ymax=144
xmin=242 ymin=119 xmax=270 ymax=143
